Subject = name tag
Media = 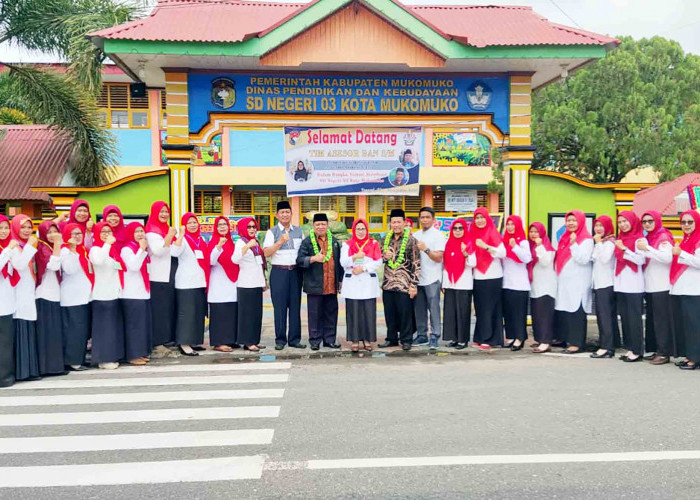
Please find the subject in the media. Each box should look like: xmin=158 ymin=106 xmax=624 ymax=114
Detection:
xmin=194 ymin=250 xmax=204 ymax=260
xmin=255 ymin=255 xmax=263 ymax=265
xmin=355 ymin=257 xmax=365 ymax=265
xmin=112 ymin=261 xmax=123 ymax=271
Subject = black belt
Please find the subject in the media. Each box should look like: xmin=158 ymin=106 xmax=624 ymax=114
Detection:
xmin=272 ymin=265 xmax=296 ymax=270
xmin=345 ymin=273 xmax=377 ymax=278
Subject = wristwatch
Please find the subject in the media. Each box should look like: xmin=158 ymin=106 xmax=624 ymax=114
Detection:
xmin=423 ymin=248 xmax=431 ymax=255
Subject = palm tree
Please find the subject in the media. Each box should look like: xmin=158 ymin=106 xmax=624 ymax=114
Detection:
xmin=0 ymin=0 xmax=148 ymax=186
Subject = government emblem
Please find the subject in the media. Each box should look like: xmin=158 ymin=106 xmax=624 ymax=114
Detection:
xmin=211 ymin=78 xmax=236 ymax=109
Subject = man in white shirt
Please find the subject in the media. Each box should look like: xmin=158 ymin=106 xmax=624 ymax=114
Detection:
xmin=413 ymin=207 xmax=446 ymax=349
xmin=263 ymin=201 xmax=305 ymax=350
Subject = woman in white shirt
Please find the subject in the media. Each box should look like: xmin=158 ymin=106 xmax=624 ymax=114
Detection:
xmin=613 ymin=211 xmax=646 ymax=362
xmin=502 ymin=215 xmax=532 ymax=351
xmin=171 ymin=213 xmax=209 ymax=356
xmin=341 ymin=219 xmax=382 ymax=352
xmin=35 ymin=220 xmax=66 ymax=376
xmin=233 ymin=217 xmax=267 ymax=352
xmin=527 ymin=222 xmax=556 ymax=354
xmin=590 ymin=215 xmax=620 ymax=359
xmin=554 ymin=210 xmax=594 ymax=354
xmin=10 ymin=215 xmax=39 ymax=381
xmin=0 ymin=215 xmax=17 ymax=386
xmin=120 ymin=222 xmax=152 ymax=366
xmin=441 ymin=219 xmax=476 ymax=350
xmin=89 ymin=222 xmax=125 ymax=370
xmin=469 ymin=207 xmax=506 ymax=349
xmin=60 ymin=223 xmax=94 ymax=371
xmin=637 ymin=211 xmax=675 ymax=365
xmin=207 ymin=216 xmax=239 ymax=352
xmin=145 ymin=201 xmax=177 ymax=357
xmin=670 ymin=210 xmax=700 ymax=370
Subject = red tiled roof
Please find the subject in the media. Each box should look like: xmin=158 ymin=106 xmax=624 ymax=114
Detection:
xmin=0 ymin=125 xmax=73 ymax=202
xmin=0 ymin=63 xmax=124 ymax=75
xmin=90 ymin=0 xmax=618 ymax=47
xmin=633 ymin=173 xmax=700 ymax=217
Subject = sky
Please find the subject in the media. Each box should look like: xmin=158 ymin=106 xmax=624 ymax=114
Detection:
xmin=0 ymin=0 xmax=698 ymax=62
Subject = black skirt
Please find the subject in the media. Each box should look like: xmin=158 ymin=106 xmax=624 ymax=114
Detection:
xmin=15 ymin=319 xmax=39 ymax=381
xmin=0 ymin=314 xmax=14 ymax=387
xmin=36 ymin=299 xmax=65 ymax=375
xmin=473 ymin=278 xmax=503 ymax=346
xmin=557 ymin=306 xmax=587 ymax=348
xmin=175 ymin=288 xmax=207 ymax=346
xmin=237 ymin=287 xmax=263 ymax=346
xmin=150 ymin=280 xmax=176 ymax=347
xmin=443 ymin=289 xmax=472 ymax=343
xmin=346 ymin=298 xmax=377 ymax=342
xmin=121 ymin=299 xmax=153 ymax=360
xmin=209 ymin=302 xmax=238 ymax=346
xmin=674 ymin=295 xmax=700 ymax=363
xmin=61 ymin=304 xmax=91 ymax=367
xmin=91 ymin=300 xmax=125 ymax=364
xmin=530 ymin=295 xmax=555 ymax=344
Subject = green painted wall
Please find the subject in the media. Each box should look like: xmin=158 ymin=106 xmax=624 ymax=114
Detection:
xmin=80 ymin=175 xmax=169 ymax=217
xmin=529 ymin=174 xmax=616 ymax=225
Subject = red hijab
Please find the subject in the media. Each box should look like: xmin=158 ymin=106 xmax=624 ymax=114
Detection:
xmin=527 ymin=222 xmax=555 ymax=282
xmin=593 ymin=215 xmax=616 ymax=243
xmin=207 ymin=216 xmax=239 ymax=283
xmin=670 ymin=210 xmax=700 ymax=285
xmin=237 ymin=217 xmax=266 ymax=273
xmin=181 ymin=212 xmax=210 ymax=286
xmin=102 ymin=205 xmax=127 ymax=250
xmin=614 ymin=211 xmax=643 ymax=276
xmin=0 ymin=216 xmax=19 ymax=287
xmin=61 ymin=223 xmax=95 ymax=288
xmin=124 ymin=222 xmax=150 ymax=292
xmin=642 ymin=211 xmax=674 ymax=249
xmin=145 ymin=201 xmax=170 ymax=237
xmin=347 ymin=219 xmax=381 ymax=260
xmin=36 ymin=220 xmax=60 ymax=287
xmin=444 ymin=218 xmax=473 ymax=284
xmin=469 ymin=207 xmax=502 ymax=274
xmin=10 ymin=215 xmax=36 ymax=283
xmin=554 ymin=210 xmax=592 ymax=275
xmin=92 ymin=221 xmax=125 ymax=288
xmin=504 ymin=215 xmax=527 ymax=263
xmin=63 ymin=199 xmax=91 ymax=233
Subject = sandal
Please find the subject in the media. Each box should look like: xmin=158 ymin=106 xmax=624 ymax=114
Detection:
xmin=244 ymin=345 xmax=260 ymax=352
xmin=129 ymin=358 xmax=148 ymax=366
xmin=363 ymin=341 xmax=373 ymax=352
xmin=351 ymin=343 xmax=360 ymax=352
xmin=214 ymin=345 xmax=234 ymax=352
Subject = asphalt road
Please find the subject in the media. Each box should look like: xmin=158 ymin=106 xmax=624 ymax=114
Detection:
xmin=0 ymin=351 xmax=699 ymax=499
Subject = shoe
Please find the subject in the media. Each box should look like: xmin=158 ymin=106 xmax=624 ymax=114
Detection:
xmin=643 ymin=352 xmax=657 ymax=361
xmin=505 ymin=340 xmax=516 ymax=348
xmin=378 ymin=341 xmax=399 ymax=348
xmin=275 ymin=344 xmax=285 ymax=351
xmin=477 ymin=344 xmax=491 ymax=351
xmin=98 ymin=362 xmax=119 ymax=370
xmin=323 ymin=343 xmax=341 ymax=349
xmin=310 ymin=345 xmax=320 ymax=351
xmin=192 ymin=345 xmax=206 ymax=351
xmin=447 ymin=341 xmax=459 ymax=348
xmin=230 ymin=343 xmax=241 ymax=349
xmin=454 ymin=343 xmax=467 ymax=350
xmin=590 ymin=350 xmax=614 ymax=359
xmin=510 ymin=342 xmax=524 ymax=352
xmin=650 ymin=355 xmax=670 ymax=365
xmin=675 ymin=359 xmax=689 ymax=367
xmin=621 ymin=355 xmax=642 ymax=363
xmin=402 ymin=344 xmax=411 ymax=351
xmin=412 ymin=337 xmax=429 ymax=346
xmin=289 ymin=343 xmax=307 ymax=349
xmin=680 ymin=362 xmax=699 ymax=370
xmin=561 ymin=349 xmax=580 ymax=355
xmin=551 ymin=340 xmax=567 ymax=348
xmin=67 ymin=365 xmax=88 ymax=372
xmin=429 ymin=338 xmax=439 ymax=350
xmin=532 ymin=346 xmax=551 ymax=354
xmin=178 ymin=346 xmax=199 ymax=357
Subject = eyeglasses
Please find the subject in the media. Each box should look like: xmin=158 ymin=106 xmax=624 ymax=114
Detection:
xmin=453 ymin=226 xmax=464 ymax=231
xmin=70 ymin=232 xmax=82 ymax=237
xmin=641 ymin=219 xmax=655 ymax=224
xmin=681 ymin=220 xmax=695 ymax=226
xmin=247 ymin=224 xmax=257 ymax=229
xmin=100 ymin=229 xmax=112 ymax=234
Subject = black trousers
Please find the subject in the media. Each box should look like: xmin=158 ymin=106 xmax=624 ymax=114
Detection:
xmin=645 ymin=291 xmax=675 ymax=356
xmin=307 ymin=294 xmax=338 ymax=346
xmin=503 ymin=289 xmax=528 ymax=342
xmin=557 ymin=306 xmax=587 ymax=348
xmin=443 ymin=289 xmax=472 ymax=344
xmin=237 ymin=287 xmax=263 ymax=346
xmin=270 ymin=267 xmax=302 ymax=346
xmin=0 ymin=314 xmax=14 ymax=387
xmin=61 ymin=304 xmax=91 ymax=367
xmin=594 ymin=287 xmax=619 ymax=352
xmin=36 ymin=299 xmax=65 ymax=375
xmin=150 ymin=280 xmax=176 ymax=347
xmin=530 ymin=295 xmax=555 ymax=344
xmin=617 ymin=292 xmax=644 ymax=356
xmin=672 ymin=295 xmax=700 ymax=362
xmin=383 ymin=290 xmax=414 ymax=346
xmin=473 ymin=278 xmax=503 ymax=346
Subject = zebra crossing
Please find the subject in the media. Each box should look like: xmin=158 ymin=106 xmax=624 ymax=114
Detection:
xmin=0 ymin=360 xmax=291 ymax=488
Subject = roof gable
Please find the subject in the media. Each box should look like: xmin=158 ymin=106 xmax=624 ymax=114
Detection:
xmin=634 ymin=173 xmax=700 ymax=217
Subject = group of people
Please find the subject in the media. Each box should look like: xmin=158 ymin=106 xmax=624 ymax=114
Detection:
xmin=1 ymin=198 xmax=699 ymax=388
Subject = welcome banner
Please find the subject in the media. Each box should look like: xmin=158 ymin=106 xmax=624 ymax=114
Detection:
xmin=284 ymin=126 xmax=421 ymax=196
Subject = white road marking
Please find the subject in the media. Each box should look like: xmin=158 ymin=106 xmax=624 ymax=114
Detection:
xmin=68 ymin=362 xmax=291 ymax=375
xmin=0 ymin=456 xmax=266 ymax=487
xmin=0 ymin=388 xmax=285 ymax=407
xmin=0 ymin=406 xmax=280 ymax=426
xmin=0 ymin=429 xmax=274 ymax=453
xmin=3 ymin=373 xmax=289 ymax=390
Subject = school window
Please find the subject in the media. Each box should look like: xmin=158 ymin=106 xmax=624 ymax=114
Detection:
xmin=97 ymin=83 xmax=150 ymax=129
xmin=194 ymin=190 xmax=222 ymax=214
xmin=232 ymin=190 xmax=286 ymax=231
xmin=367 ymin=194 xmax=421 ymax=231
xmin=300 ymin=196 xmax=356 ymax=227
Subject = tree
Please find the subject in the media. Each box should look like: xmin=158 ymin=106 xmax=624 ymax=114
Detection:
xmin=532 ymin=36 xmax=700 ymax=182
xmin=0 ymin=0 xmax=147 ymax=185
